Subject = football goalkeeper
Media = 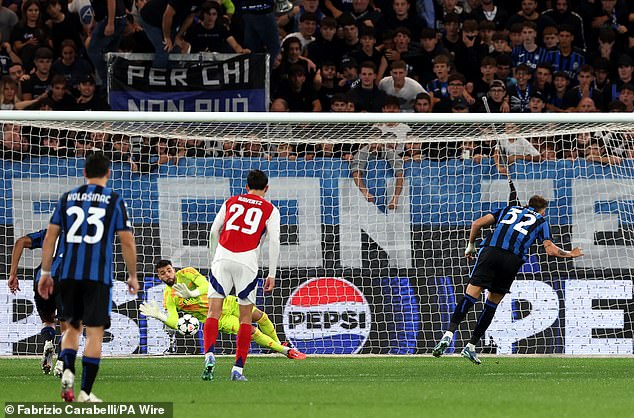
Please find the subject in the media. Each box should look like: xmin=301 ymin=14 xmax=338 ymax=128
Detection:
xmin=139 ymin=259 xmax=305 ymax=360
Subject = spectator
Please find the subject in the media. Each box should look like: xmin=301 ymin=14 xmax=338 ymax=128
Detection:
xmin=274 ymin=64 xmax=321 ymax=112
xmin=1 ymin=123 xmax=28 ymax=160
xmin=339 ymin=14 xmax=360 ymax=56
xmin=378 ymin=26 xmax=418 ymax=80
xmin=584 ymin=140 xmax=622 ymax=165
xmin=21 ymin=47 xmax=53 ymax=100
xmin=277 ymin=0 xmax=325 ymax=34
xmin=531 ymin=63 xmax=553 ymax=100
xmin=51 ymin=39 xmax=93 ymax=90
xmin=106 ymin=134 xmax=140 ymax=172
xmin=453 ymin=19 xmax=488 ymax=82
xmin=0 ymin=0 xmax=18 ymax=45
xmin=542 ymin=0 xmax=587 ymax=51
xmin=575 ymin=96 xmax=598 ymax=112
xmin=273 ymin=143 xmax=297 ymax=160
xmin=547 ymin=70 xmax=570 ymax=112
xmin=378 ymin=60 xmax=426 ymax=112
xmin=45 ymin=0 xmax=85 ymax=58
xmin=546 ymin=24 xmax=585 ymax=80
xmin=67 ymin=0 xmax=94 ymax=38
xmin=472 ymin=55 xmax=497 ymax=99
xmin=468 ymin=0 xmax=508 ymax=31
xmin=490 ymin=32 xmax=510 ymax=59
xmin=509 ymin=63 xmax=533 ymax=112
xmin=282 ymin=11 xmax=317 ymax=50
xmin=347 ymin=61 xmax=387 ymax=112
xmin=417 ymin=28 xmax=449 ymax=86
xmin=427 ymin=54 xmax=451 ymax=101
xmin=478 ymin=21 xmax=497 ymax=54
xmin=495 ymin=54 xmax=514 ymax=89
xmin=34 ymin=128 xmax=72 ymax=157
xmin=473 ymin=79 xmax=509 ymax=112
xmin=48 ymin=74 xmax=77 ymax=110
xmin=527 ymin=90 xmax=546 ymax=113
xmin=617 ymin=83 xmax=634 ymax=112
xmin=605 ymin=54 xmax=633 ymax=103
xmin=592 ymin=57 xmax=612 ymax=91
xmin=562 ymin=65 xmax=605 ymax=110
xmin=505 ymin=0 xmax=556 ymax=35
xmin=305 ymin=17 xmax=344 ymax=68
xmin=183 ymin=1 xmax=250 ymax=54
xmin=314 ymin=59 xmax=344 ymax=111
xmin=88 ymin=0 xmax=127 ymax=84
xmin=494 ymin=134 xmax=541 ymax=175
xmin=350 ymin=25 xmax=383 ymax=74
xmin=339 ymin=56 xmax=359 ymax=91
xmin=350 ymin=96 xmax=405 ymax=210
xmin=511 ymin=21 xmax=549 ymax=71
xmin=542 ymin=26 xmax=559 ymax=51
xmin=589 ymin=28 xmax=619 ymax=69
xmin=441 ymin=13 xmax=461 ymax=55
xmin=458 ymin=139 xmax=486 ymax=163
xmin=76 ymin=73 xmax=110 ymax=111
xmin=413 ymin=91 xmax=432 ymax=113
xmin=10 ymin=0 xmax=52 ymax=71
xmin=273 ymin=36 xmax=315 ymax=94
xmin=590 ymin=0 xmax=629 ymax=47
xmin=0 ymin=40 xmax=21 ymax=75
xmin=348 ymin=0 xmax=382 ymax=31
xmin=433 ymin=72 xmax=469 ymax=112
xmin=234 ymin=0 xmax=279 ymax=69
xmin=269 ymin=98 xmax=289 ymax=112
xmin=384 ymin=0 xmax=423 ymax=37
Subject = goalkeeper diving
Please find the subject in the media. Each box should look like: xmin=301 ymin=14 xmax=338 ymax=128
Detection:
xmin=139 ymin=259 xmax=306 ymax=360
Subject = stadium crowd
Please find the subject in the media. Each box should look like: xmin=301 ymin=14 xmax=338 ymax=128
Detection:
xmin=0 ymin=0 xmax=633 ymax=165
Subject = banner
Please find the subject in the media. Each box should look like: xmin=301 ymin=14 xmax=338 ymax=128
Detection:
xmin=107 ymin=53 xmax=268 ymax=111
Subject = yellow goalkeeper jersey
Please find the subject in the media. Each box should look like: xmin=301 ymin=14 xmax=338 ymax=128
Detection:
xmin=162 ymin=267 xmax=244 ymax=332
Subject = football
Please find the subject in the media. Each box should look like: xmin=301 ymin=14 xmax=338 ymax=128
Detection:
xmin=177 ymin=314 xmax=200 ymax=336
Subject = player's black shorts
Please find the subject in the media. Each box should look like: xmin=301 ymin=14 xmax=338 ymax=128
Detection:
xmin=469 ymin=246 xmax=524 ymax=294
xmin=58 ymin=280 xmax=111 ymax=329
xmin=33 ymin=279 xmax=58 ymax=323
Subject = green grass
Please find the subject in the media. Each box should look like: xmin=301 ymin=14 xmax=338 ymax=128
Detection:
xmin=1 ymin=356 xmax=632 ymax=418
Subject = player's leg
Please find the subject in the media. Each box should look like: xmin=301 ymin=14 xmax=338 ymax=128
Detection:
xmin=76 ymin=281 xmax=110 ymax=402
xmin=433 ymin=283 xmax=484 ymax=357
xmin=462 ymin=291 xmax=505 ymax=365
xmin=202 ymin=263 xmax=228 ymax=381
xmin=78 ymin=326 xmax=105 ymax=402
xmin=34 ymin=280 xmax=57 ymax=374
xmin=231 ymin=302 xmax=254 ymax=381
xmin=57 ymin=280 xmax=82 ymax=402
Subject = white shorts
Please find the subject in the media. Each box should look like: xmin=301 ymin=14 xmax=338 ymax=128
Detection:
xmin=208 ymin=259 xmax=259 ymax=305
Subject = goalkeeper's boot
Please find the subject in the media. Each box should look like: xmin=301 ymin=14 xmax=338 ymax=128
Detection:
xmin=230 ymin=370 xmax=248 ymax=381
xmin=77 ymin=390 xmax=103 ymax=403
xmin=53 ymin=359 xmax=64 ymax=378
xmin=41 ymin=340 xmax=54 ymax=374
xmin=201 ymin=355 xmax=215 ymax=381
xmin=286 ymin=348 xmax=307 ymax=360
xmin=461 ymin=346 xmax=482 ymax=365
xmin=432 ymin=335 xmax=452 ymax=358
xmin=60 ymin=369 xmax=75 ymax=402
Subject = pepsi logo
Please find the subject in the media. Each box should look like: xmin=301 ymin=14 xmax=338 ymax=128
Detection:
xmin=283 ymin=278 xmax=372 ymax=354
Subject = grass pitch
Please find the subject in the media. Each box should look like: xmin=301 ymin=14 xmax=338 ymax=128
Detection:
xmin=0 ymin=356 xmax=632 ymax=418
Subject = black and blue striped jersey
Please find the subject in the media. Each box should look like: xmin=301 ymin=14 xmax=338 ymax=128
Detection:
xmin=480 ymin=205 xmax=552 ymax=260
xmin=50 ymin=184 xmax=131 ymax=286
xmin=26 ymin=228 xmax=64 ymax=282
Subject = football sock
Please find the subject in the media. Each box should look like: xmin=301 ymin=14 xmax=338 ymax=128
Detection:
xmin=256 ymin=312 xmax=280 ymax=343
xmin=81 ymin=356 xmax=100 ymax=395
xmin=252 ymin=328 xmax=287 ymax=354
xmin=470 ymin=299 xmax=498 ymax=344
xmin=449 ymin=294 xmax=478 ymax=332
xmin=234 ymin=323 xmax=252 ymax=369
xmin=41 ymin=326 xmax=55 ymax=342
xmin=203 ymin=318 xmax=219 ymax=354
xmin=59 ymin=349 xmax=77 ymax=374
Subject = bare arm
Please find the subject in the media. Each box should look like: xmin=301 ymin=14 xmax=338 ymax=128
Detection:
xmin=543 ymin=240 xmax=583 ymax=258
xmin=208 ymin=202 xmax=226 ymax=257
xmin=468 ymin=214 xmax=496 ymax=245
xmin=265 ymin=208 xmax=281 ymax=292
xmin=38 ymin=224 xmax=61 ymax=299
xmin=117 ymin=230 xmax=139 ymax=294
xmin=8 ymin=235 xmax=32 ymax=293
xmin=162 ymin=4 xmax=177 ymax=51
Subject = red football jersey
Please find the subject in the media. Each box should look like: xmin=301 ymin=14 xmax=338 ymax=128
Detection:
xmin=218 ymin=194 xmax=275 ymax=253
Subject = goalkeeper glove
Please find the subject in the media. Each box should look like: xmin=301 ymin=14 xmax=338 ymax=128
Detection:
xmin=465 ymin=241 xmax=477 ymax=257
xmin=139 ymin=301 xmax=168 ymax=322
xmin=173 ymin=283 xmax=200 ymax=299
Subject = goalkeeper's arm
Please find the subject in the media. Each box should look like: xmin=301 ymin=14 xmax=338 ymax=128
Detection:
xmin=139 ymin=297 xmax=179 ymax=330
xmin=465 ymin=214 xmax=496 ymax=259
